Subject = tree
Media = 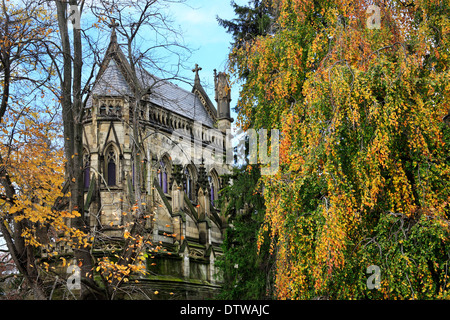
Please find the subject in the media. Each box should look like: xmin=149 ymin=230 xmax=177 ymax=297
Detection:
xmin=217 ymin=0 xmax=275 ymax=50
xmin=217 ymin=164 xmax=274 ymax=299
xmin=229 ymin=0 xmax=450 ymax=299
xmin=0 ymin=0 xmax=191 ymax=299
xmin=218 ymin=0 xmax=276 ymax=118
xmin=52 ymin=0 xmax=192 ymax=299
xmin=216 ymin=2 xmax=278 ymax=299
xmin=0 ymin=0 xmax=73 ymax=299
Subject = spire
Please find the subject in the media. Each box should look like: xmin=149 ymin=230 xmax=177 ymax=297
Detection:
xmin=192 ymin=64 xmax=202 ymax=86
xmin=171 ymin=163 xmax=184 ymax=187
xmin=197 ymin=159 xmax=209 ymax=192
xmin=215 ymin=72 xmax=232 ymax=121
xmin=108 ymin=18 xmax=119 ymax=44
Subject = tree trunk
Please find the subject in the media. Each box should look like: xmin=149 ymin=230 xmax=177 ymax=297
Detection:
xmin=55 ymin=0 xmax=103 ymax=299
xmin=0 ymin=8 xmax=47 ymax=297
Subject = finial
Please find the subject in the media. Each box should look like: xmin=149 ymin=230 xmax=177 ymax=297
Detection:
xmin=108 ymin=18 xmax=119 ymax=43
xmin=192 ymin=64 xmax=202 ymax=85
xmin=214 ymin=69 xmax=218 ymax=100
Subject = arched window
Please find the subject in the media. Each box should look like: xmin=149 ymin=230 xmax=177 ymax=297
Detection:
xmin=83 ymin=151 xmax=90 ymax=189
xmin=184 ymin=165 xmax=196 ymax=201
xmin=106 ymin=147 xmax=117 ymax=186
xmin=158 ymin=157 xmax=169 ymax=194
xmin=208 ymin=170 xmax=219 ymax=207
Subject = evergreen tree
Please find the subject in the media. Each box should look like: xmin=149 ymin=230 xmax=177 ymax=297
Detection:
xmin=229 ymin=0 xmax=450 ymax=299
xmin=216 ymin=1 xmax=277 ymax=300
xmin=217 ymin=164 xmax=274 ymax=299
xmin=217 ymin=0 xmax=274 ymax=49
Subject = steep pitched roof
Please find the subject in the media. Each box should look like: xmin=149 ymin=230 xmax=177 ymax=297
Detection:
xmin=88 ymin=32 xmax=217 ymax=128
xmin=137 ymin=68 xmax=215 ymax=127
xmin=91 ymin=59 xmax=131 ymax=97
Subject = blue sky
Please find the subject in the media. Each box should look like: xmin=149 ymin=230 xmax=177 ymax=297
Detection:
xmin=0 ymin=0 xmax=248 ymax=253
xmin=169 ymin=0 xmax=247 ymax=120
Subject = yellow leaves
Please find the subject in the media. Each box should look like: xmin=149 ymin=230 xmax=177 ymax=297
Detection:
xmin=227 ymin=0 xmax=450 ymax=300
xmin=1 ymin=111 xmax=67 ymax=243
xmin=95 ymin=255 xmax=147 ymax=282
xmin=60 ymin=210 xmax=81 ymax=219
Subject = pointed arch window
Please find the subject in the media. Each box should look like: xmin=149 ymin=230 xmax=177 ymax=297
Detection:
xmin=208 ymin=170 xmax=219 ymax=207
xmin=158 ymin=159 xmax=168 ymax=194
xmin=184 ymin=166 xmax=195 ymax=201
xmin=106 ymin=148 xmax=117 ymax=186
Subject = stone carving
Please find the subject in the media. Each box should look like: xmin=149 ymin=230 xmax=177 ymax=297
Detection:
xmin=215 ymin=72 xmax=230 ymax=101
xmin=189 ymin=247 xmax=204 ymax=258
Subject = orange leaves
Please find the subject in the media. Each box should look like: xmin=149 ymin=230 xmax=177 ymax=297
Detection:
xmin=94 ymin=255 xmax=147 ymax=284
xmin=0 ymin=94 xmax=81 ymax=257
xmin=230 ymin=0 xmax=450 ymax=299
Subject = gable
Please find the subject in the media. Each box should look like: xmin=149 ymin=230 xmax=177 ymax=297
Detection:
xmin=92 ymin=59 xmax=131 ymax=97
xmin=87 ymin=37 xmax=217 ymax=128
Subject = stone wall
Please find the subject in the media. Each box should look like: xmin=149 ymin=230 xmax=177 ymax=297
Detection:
xmin=80 ymin=94 xmax=228 ymax=298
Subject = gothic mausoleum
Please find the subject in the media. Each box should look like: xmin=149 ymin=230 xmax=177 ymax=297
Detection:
xmin=63 ymin=29 xmax=233 ymax=299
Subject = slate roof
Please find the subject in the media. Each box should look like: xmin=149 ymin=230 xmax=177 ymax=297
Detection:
xmin=137 ymin=68 xmax=215 ymax=127
xmin=87 ymin=46 xmax=216 ymax=128
xmin=90 ymin=59 xmax=131 ymax=97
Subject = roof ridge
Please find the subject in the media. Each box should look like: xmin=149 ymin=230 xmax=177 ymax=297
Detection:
xmin=137 ymin=67 xmax=198 ymax=98
xmin=90 ymin=33 xmax=216 ymax=127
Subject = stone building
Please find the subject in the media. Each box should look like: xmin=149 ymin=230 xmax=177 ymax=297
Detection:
xmin=79 ymin=30 xmax=233 ymax=299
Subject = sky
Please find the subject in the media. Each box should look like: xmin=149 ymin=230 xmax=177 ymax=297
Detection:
xmin=0 ymin=0 xmax=248 ymax=252
xmin=168 ymin=0 xmax=248 ymax=121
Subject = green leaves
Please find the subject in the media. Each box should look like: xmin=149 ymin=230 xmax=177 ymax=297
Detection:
xmin=217 ymin=165 xmax=274 ymax=299
xmin=225 ymin=0 xmax=450 ymax=299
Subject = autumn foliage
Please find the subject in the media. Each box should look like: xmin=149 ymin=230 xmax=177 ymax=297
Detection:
xmin=229 ymin=0 xmax=450 ymax=299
